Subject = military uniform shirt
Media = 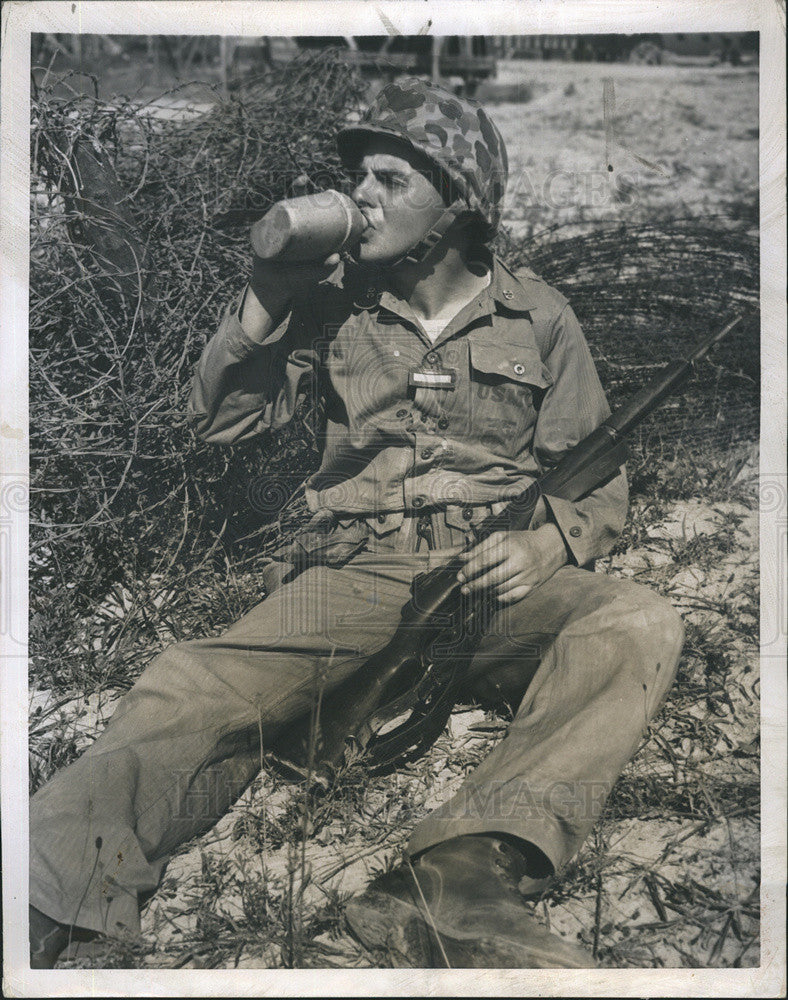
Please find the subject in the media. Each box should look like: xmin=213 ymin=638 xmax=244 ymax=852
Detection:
xmin=188 ymin=255 xmax=628 ymax=566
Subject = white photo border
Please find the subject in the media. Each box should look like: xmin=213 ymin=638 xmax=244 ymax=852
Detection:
xmin=2 ymin=1 xmax=785 ymax=996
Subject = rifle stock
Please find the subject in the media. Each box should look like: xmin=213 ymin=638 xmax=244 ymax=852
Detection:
xmin=275 ymin=316 xmax=742 ymax=777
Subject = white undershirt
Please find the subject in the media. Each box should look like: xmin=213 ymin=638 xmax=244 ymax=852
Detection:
xmin=417 ymin=271 xmax=493 ymax=345
xmin=420 ymin=319 xmax=450 ymax=345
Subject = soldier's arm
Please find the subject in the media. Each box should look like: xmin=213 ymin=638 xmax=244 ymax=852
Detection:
xmin=187 ymin=256 xmax=336 ymax=444
xmin=534 ymin=303 xmax=629 ymax=566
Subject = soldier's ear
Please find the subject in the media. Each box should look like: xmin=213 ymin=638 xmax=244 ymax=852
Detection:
xmin=456 ymin=213 xmax=490 ymax=248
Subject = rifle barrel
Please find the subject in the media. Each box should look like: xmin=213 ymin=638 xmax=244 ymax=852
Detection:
xmin=688 ymin=315 xmax=743 ymax=363
xmin=605 ymin=316 xmax=742 ymax=438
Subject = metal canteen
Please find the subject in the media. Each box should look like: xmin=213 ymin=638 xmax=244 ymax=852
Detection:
xmin=250 ymin=190 xmax=366 ymax=262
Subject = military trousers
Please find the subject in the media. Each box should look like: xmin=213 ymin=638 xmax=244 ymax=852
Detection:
xmin=30 ymin=523 xmax=684 ymax=937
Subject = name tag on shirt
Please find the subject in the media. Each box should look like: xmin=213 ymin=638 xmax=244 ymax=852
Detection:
xmin=408 ymin=368 xmax=457 ymax=390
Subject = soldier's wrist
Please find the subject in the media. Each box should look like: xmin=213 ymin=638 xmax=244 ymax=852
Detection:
xmin=239 ymin=279 xmax=292 ymax=342
xmin=248 ymin=265 xmax=294 ymax=314
xmin=532 ymin=522 xmax=569 ymax=576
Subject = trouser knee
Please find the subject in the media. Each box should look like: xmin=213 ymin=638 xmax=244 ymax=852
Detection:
xmin=651 ymin=600 xmax=685 ymax=687
xmin=604 ymin=586 xmax=685 ymax=699
xmin=628 ymin=590 xmax=684 ymax=661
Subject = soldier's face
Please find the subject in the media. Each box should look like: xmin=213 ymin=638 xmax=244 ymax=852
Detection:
xmin=348 ymin=138 xmax=446 ymax=264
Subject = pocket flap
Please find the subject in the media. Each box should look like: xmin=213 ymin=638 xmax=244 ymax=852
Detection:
xmin=469 ymin=341 xmax=553 ymax=388
xmin=285 ymin=517 xmax=370 ymax=567
xmin=364 ymin=510 xmax=405 ymax=537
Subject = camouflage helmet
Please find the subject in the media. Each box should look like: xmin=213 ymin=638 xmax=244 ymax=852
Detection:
xmin=337 ymin=77 xmax=508 ymax=240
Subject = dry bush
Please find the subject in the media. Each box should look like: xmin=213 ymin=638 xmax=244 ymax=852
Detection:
xmin=29 ymin=52 xmax=365 ymax=711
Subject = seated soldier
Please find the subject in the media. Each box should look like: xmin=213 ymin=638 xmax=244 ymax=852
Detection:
xmin=29 ymin=78 xmax=684 ymax=969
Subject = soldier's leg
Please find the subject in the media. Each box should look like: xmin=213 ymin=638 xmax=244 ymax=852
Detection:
xmin=346 ymin=566 xmax=683 ymax=967
xmin=30 ymin=554 xmax=418 ymax=940
xmin=407 ymin=565 xmax=685 ymax=867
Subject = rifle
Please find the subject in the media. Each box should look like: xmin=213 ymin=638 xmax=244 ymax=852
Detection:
xmin=273 ymin=316 xmax=742 ymax=780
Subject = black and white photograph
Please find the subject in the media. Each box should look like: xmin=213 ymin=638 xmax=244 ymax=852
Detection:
xmin=1 ymin=1 xmax=785 ymax=995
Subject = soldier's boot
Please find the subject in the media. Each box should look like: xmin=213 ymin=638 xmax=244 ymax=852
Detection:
xmin=345 ymin=835 xmax=595 ymax=968
xmin=29 ymin=906 xmax=94 ymax=969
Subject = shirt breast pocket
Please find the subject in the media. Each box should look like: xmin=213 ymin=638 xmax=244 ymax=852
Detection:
xmin=467 ymin=341 xmax=553 ymax=457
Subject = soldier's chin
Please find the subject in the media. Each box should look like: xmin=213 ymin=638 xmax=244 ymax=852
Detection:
xmin=355 ymin=241 xmax=409 ymax=265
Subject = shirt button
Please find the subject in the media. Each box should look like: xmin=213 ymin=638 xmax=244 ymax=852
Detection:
xmin=396 ymin=408 xmax=408 ymax=418
xmin=377 ymin=513 xmax=387 ymax=524
xmin=426 ymin=352 xmax=439 ymax=365
xmin=502 ymin=289 xmax=514 ymax=300
xmin=569 ymin=526 xmax=582 ymax=538
xmin=421 ymin=448 xmax=433 ymax=460
xmin=412 ymin=496 xmax=425 ymax=509
xmin=462 ymin=507 xmax=474 ymax=521
xmin=437 ymin=416 xmax=449 ymax=430
xmin=355 ymin=285 xmax=381 ymax=309
xmin=513 ymin=362 xmax=526 ymax=375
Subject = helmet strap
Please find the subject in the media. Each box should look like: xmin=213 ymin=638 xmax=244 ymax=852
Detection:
xmin=396 ymin=198 xmax=467 ymax=267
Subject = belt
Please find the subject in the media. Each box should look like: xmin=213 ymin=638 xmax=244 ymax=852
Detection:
xmin=353 ymin=502 xmax=510 ymax=554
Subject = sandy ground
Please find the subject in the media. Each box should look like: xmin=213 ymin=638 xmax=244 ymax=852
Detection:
xmin=486 ymin=61 xmax=759 ymax=237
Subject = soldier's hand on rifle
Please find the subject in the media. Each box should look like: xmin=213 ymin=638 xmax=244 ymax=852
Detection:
xmin=240 ymin=252 xmax=341 ymax=343
xmin=456 ymin=523 xmax=568 ymax=606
